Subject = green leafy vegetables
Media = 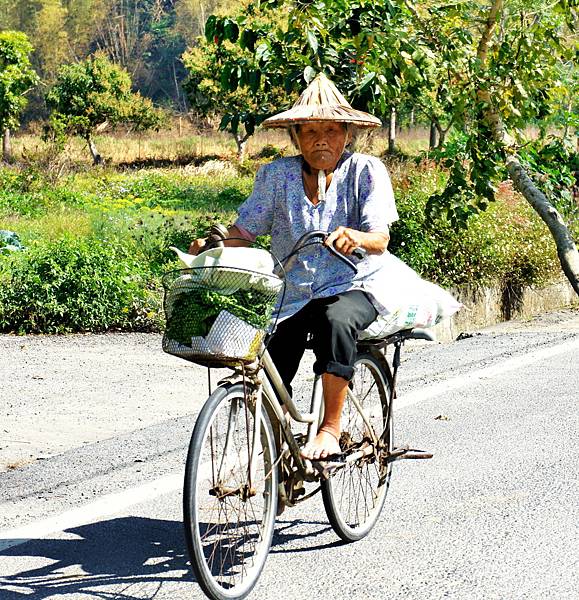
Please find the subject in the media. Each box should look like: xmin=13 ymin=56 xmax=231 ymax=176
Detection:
xmin=165 ymin=286 xmax=276 ymax=346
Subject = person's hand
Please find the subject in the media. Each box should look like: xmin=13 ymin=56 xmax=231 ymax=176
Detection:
xmin=188 ymin=237 xmax=207 ymax=255
xmin=325 ymin=226 xmax=364 ymax=256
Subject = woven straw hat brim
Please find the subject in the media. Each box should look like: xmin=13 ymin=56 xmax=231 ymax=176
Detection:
xmin=262 ymin=72 xmax=381 ymax=129
xmin=262 ymin=105 xmax=381 ymax=129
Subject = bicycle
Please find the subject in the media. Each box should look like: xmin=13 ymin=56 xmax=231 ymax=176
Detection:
xmin=162 ymin=228 xmax=434 ymax=600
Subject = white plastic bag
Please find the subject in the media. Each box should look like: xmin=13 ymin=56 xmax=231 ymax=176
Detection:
xmin=171 ymin=246 xmax=282 ymax=294
xmin=205 ymin=310 xmax=263 ymax=359
xmin=360 ymin=254 xmax=462 ymax=340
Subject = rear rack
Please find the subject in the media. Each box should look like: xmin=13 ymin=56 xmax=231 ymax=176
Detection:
xmin=357 ymin=327 xmax=436 ymax=351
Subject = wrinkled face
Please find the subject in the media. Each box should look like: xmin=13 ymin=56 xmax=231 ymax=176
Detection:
xmin=296 ymin=121 xmax=350 ymax=171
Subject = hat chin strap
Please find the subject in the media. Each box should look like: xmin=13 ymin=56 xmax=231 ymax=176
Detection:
xmin=317 ymin=168 xmax=326 ymax=202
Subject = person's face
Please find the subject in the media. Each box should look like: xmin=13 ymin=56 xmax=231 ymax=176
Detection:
xmin=296 ymin=121 xmax=350 ymax=171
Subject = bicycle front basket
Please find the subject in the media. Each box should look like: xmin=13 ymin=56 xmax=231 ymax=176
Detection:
xmin=162 ymin=265 xmax=283 ymax=366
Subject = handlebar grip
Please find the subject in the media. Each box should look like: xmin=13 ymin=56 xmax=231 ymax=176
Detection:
xmin=351 ymin=247 xmax=367 ymax=260
xmin=206 ymin=223 xmax=229 ymax=249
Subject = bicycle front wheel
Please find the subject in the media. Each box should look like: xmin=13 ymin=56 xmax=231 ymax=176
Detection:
xmin=321 ymin=350 xmax=393 ymax=542
xmin=183 ymin=383 xmax=278 ymax=600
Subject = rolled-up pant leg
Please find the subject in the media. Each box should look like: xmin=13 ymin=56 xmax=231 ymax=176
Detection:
xmin=309 ymin=290 xmax=378 ymax=381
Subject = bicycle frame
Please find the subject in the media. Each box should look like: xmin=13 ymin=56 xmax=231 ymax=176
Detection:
xmin=238 ymin=343 xmax=386 ymax=492
xmin=255 ymin=348 xmax=323 ymax=480
xmin=200 ymin=228 xmax=434 ymax=498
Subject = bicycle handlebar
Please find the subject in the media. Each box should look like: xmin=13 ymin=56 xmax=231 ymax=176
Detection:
xmin=282 ymin=230 xmax=366 ymax=272
xmin=203 ymin=225 xmax=366 ymax=273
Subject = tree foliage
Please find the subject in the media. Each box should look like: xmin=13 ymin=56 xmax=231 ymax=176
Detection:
xmin=0 ymin=30 xmax=38 ymax=150
xmin=203 ymin=1 xmax=575 ymax=213
xmin=45 ymin=54 xmax=166 ymax=164
xmin=200 ymin=0 xmax=578 ymax=292
xmin=182 ymin=5 xmax=294 ymax=157
xmin=0 ymin=0 xmax=244 ymax=113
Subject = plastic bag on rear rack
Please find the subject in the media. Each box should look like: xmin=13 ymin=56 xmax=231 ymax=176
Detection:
xmin=360 ymin=253 xmax=462 ymax=340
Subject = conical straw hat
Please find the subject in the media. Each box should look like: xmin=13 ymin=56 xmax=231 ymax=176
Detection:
xmin=262 ymin=73 xmax=381 ymax=129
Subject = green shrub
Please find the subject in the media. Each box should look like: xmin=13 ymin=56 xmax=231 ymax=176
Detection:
xmin=0 ymin=235 xmax=160 ymax=333
xmin=0 ymin=158 xmax=566 ymax=335
xmin=0 ymin=166 xmax=254 ymax=218
xmin=0 ymin=167 xmax=47 ymax=217
xmin=0 ymin=166 xmax=89 ymax=217
xmin=390 ymin=165 xmax=559 ymax=290
xmin=253 ymin=144 xmax=285 ymax=160
xmin=79 ymin=171 xmax=253 ymax=212
xmin=127 ymin=210 xmax=235 ymax=273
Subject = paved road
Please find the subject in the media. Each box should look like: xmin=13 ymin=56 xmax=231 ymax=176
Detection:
xmin=0 ymin=310 xmax=578 ymax=599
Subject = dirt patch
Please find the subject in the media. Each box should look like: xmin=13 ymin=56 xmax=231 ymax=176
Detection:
xmin=0 ymin=333 xmax=228 ymax=472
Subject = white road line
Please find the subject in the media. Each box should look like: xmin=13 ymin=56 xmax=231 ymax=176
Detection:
xmin=396 ymin=337 xmax=579 ymax=409
xmin=1 ymin=337 xmax=577 ymax=553
xmin=0 ymin=473 xmax=182 ymax=552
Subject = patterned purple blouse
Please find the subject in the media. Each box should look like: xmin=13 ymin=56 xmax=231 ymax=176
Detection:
xmin=235 ymin=151 xmax=399 ymax=320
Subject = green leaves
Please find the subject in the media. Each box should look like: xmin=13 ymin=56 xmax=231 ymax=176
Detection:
xmin=205 ymin=16 xmax=240 ymax=43
xmin=0 ymin=31 xmax=39 ymax=132
xmin=45 ymin=54 xmax=165 ymax=159
xmin=305 ymin=28 xmax=319 ymax=54
xmin=0 ymin=235 xmax=153 ymax=334
xmin=184 ymin=8 xmax=298 ymax=156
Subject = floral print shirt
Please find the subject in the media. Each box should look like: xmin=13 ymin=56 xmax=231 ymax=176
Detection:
xmin=235 ymin=151 xmax=399 ymax=320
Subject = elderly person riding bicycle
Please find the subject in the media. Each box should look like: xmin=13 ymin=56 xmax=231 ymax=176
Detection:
xmin=190 ymin=74 xmax=399 ymax=462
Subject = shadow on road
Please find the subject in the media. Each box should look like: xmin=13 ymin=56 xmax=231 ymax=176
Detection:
xmin=271 ymin=518 xmax=343 ymax=554
xmin=0 ymin=515 xmax=340 ymax=598
xmin=0 ymin=516 xmax=189 ymax=599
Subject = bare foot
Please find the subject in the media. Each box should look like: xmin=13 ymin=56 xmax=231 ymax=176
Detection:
xmin=300 ymin=428 xmax=341 ymax=460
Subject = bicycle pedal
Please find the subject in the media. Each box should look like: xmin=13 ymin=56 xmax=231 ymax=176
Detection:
xmin=385 ymin=447 xmax=433 ymax=462
xmin=400 ymin=449 xmax=433 ymax=459
xmin=310 ymin=458 xmax=344 ymax=480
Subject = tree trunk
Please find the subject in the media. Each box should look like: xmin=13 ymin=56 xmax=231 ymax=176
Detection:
xmin=562 ymin=99 xmax=572 ymax=141
xmin=234 ymin=133 xmax=248 ymax=161
xmin=476 ymin=0 xmax=579 ymax=296
xmin=409 ymin=108 xmax=415 ymax=128
xmin=2 ymin=129 xmax=12 ymax=163
xmin=388 ymin=106 xmax=396 ymax=154
xmin=87 ymin=136 xmax=103 ymax=165
xmin=506 ymin=155 xmax=579 ymax=295
xmin=435 ymin=123 xmax=447 ymax=148
xmin=429 ymin=121 xmax=438 ymax=149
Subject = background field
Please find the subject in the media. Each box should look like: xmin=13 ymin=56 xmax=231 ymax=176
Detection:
xmin=0 ymin=126 xmax=569 ymax=334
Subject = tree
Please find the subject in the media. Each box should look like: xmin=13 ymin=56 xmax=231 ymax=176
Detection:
xmin=1 ymin=1 xmax=247 ymax=117
xmin=472 ymin=0 xmax=579 ymax=295
xmin=0 ymin=0 xmax=19 ymax=29
xmin=0 ymin=30 xmax=38 ymax=162
xmin=1 ymin=0 xmax=71 ymax=80
xmin=174 ymin=0 xmax=238 ymax=41
xmin=33 ymin=0 xmax=69 ymax=81
xmin=209 ymin=0 xmax=579 ymax=295
xmin=182 ymin=8 xmax=294 ymax=158
xmin=45 ymin=54 xmax=166 ymax=164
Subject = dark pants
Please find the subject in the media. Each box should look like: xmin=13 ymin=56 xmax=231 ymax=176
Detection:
xmin=267 ymin=290 xmax=378 ymax=394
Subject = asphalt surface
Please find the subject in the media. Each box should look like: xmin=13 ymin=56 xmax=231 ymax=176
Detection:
xmin=0 ymin=308 xmax=578 ymax=599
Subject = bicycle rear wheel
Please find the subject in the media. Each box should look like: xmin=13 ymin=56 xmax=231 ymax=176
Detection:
xmin=183 ymin=383 xmax=278 ymax=600
xmin=321 ymin=350 xmax=393 ymax=542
